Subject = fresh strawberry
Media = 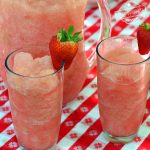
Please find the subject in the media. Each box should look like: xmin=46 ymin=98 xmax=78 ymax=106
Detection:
xmin=137 ymin=22 xmax=150 ymax=55
xmin=49 ymin=25 xmax=83 ymax=70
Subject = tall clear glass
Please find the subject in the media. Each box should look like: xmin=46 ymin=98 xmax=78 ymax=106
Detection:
xmin=96 ymin=35 xmax=150 ymax=143
xmin=5 ymin=46 xmax=64 ymax=150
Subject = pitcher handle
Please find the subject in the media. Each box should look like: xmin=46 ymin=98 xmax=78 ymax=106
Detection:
xmin=87 ymin=0 xmax=111 ymax=69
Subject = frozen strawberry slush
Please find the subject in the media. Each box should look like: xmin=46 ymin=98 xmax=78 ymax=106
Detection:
xmin=97 ymin=48 xmax=149 ymax=137
xmin=6 ymin=52 xmax=63 ymax=150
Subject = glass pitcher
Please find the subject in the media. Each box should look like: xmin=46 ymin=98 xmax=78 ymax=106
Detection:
xmin=0 ymin=0 xmax=111 ymax=104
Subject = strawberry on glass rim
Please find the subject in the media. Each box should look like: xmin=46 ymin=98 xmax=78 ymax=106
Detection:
xmin=137 ymin=22 xmax=150 ymax=55
xmin=49 ymin=25 xmax=83 ymax=70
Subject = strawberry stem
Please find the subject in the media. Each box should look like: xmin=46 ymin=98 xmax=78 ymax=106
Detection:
xmin=140 ymin=22 xmax=150 ymax=31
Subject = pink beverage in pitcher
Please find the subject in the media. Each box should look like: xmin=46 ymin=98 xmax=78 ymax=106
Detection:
xmin=5 ymin=46 xmax=64 ymax=150
xmin=0 ymin=0 xmax=111 ymax=104
xmin=96 ymin=36 xmax=150 ymax=143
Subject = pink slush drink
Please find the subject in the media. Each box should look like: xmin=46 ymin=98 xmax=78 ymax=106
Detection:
xmin=97 ymin=36 xmax=150 ymax=143
xmin=5 ymin=47 xmax=64 ymax=150
xmin=0 ymin=0 xmax=89 ymax=104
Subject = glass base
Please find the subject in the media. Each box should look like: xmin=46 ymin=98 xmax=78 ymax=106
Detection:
xmin=104 ymin=132 xmax=137 ymax=143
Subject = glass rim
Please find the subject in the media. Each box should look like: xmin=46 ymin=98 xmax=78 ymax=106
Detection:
xmin=5 ymin=48 xmax=65 ymax=78
xmin=96 ymin=35 xmax=150 ymax=66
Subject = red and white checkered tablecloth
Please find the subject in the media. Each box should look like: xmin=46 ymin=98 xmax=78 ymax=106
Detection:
xmin=0 ymin=0 xmax=150 ymax=150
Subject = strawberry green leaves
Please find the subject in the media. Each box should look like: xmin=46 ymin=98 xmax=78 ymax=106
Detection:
xmin=140 ymin=22 xmax=150 ymax=31
xmin=68 ymin=25 xmax=74 ymax=35
xmin=57 ymin=25 xmax=83 ymax=43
